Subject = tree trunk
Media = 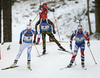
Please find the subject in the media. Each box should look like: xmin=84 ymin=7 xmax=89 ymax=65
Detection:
xmin=95 ymin=0 xmax=100 ymax=33
xmin=0 ymin=0 xmax=1 ymax=43
xmin=87 ymin=0 xmax=93 ymax=35
xmin=3 ymin=0 xmax=12 ymax=42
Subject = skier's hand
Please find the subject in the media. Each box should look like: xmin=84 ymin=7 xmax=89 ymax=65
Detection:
xmin=33 ymin=40 xmax=36 ymax=43
xmin=53 ymin=30 xmax=56 ymax=34
xmin=87 ymin=41 xmax=90 ymax=47
xmin=19 ymin=39 xmax=22 ymax=44
xmin=70 ymin=44 xmax=72 ymax=50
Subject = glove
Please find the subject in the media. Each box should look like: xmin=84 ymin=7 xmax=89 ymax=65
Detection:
xmin=53 ymin=30 xmax=56 ymax=34
xmin=70 ymin=44 xmax=72 ymax=50
xmin=51 ymin=7 xmax=54 ymax=9
xmin=39 ymin=10 xmax=42 ymax=13
xmin=87 ymin=41 xmax=90 ymax=47
xmin=33 ymin=40 xmax=36 ymax=43
xmin=19 ymin=39 xmax=22 ymax=44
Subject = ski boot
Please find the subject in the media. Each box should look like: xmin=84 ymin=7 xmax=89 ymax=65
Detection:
xmin=36 ymin=38 xmax=40 ymax=44
xmin=59 ymin=46 xmax=66 ymax=51
xmin=11 ymin=60 xmax=18 ymax=67
xmin=42 ymin=50 xmax=46 ymax=55
xmin=67 ymin=62 xmax=73 ymax=68
xmin=81 ymin=59 xmax=85 ymax=67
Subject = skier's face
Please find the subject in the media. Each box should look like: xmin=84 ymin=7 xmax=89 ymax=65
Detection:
xmin=42 ymin=17 xmax=46 ymax=21
xmin=78 ymin=28 xmax=82 ymax=33
xmin=27 ymin=29 xmax=31 ymax=32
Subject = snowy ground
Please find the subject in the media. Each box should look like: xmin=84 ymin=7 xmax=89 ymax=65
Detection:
xmin=0 ymin=40 xmax=100 ymax=78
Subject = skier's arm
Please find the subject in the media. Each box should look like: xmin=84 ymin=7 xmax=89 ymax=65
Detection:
xmin=48 ymin=19 xmax=55 ymax=31
xmin=31 ymin=30 xmax=36 ymax=43
xmin=35 ymin=20 xmax=40 ymax=32
xmin=70 ymin=32 xmax=75 ymax=44
xmin=19 ymin=30 xmax=25 ymax=44
xmin=84 ymin=31 xmax=90 ymax=47
xmin=70 ymin=32 xmax=75 ymax=50
xmin=70 ymin=32 xmax=75 ymax=42
xmin=84 ymin=31 xmax=90 ymax=41
xmin=20 ymin=30 xmax=24 ymax=40
xmin=48 ymin=7 xmax=55 ymax=12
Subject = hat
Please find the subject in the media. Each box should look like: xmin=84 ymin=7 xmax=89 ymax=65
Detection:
xmin=43 ymin=3 xmax=47 ymax=8
xmin=77 ymin=25 xmax=82 ymax=29
xmin=26 ymin=24 xmax=32 ymax=30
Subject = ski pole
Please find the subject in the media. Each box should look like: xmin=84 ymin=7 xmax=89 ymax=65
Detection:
xmin=30 ymin=14 xmax=38 ymax=25
xmin=0 ymin=50 xmax=1 ymax=60
xmin=88 ymin=47 xmax=97 ymax=64
xmin=53 ymin=12 xmax=61 ymax=41
xmin=34 ymin=44 xmax=41 ymax=58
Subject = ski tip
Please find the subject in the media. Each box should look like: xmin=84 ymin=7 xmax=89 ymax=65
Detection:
xmin=95 ymin=63 xmax=97 ymax=65
xmin=85 ymin=68 xmax=87 ymax=70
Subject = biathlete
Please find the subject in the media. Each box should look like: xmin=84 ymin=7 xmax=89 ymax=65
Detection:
xmin=67 ymin=25 xmax=90 ymax=68
xmin=12 ymin=25 xmax=35 ymax=69
xmin=33 ymin=3 xmax=55 ymax=44
xmin=35 ymin=14 xmax=66 ymax=55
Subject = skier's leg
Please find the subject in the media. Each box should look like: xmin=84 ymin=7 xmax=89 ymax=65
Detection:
xmin=49 ymin=37 xmax=53 ymax=42
xmin=15 ymin=42 xmax=27 ymax=60
xmin=71 ymin=44 xmax=79 ymax=62
xmin=47 ymin=31 xmax=65 ymax=51
xmin=36 ymin=34 xmax=41 ymax=44
xmin=12 ymin=42 xmax=27 ymax=66
xmin=42 ymin=33 xmax=46 ymax=54
xmin=67 ymin=44 xmax=79 ymax=67
xmin=80 ymin=43 xmax=85 ymax=67
xmin=27 ymin=43 xmax=32 ymax=67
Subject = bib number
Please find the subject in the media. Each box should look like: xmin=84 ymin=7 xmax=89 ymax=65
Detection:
xmin=23 ymin=36 xmax=32 ymax=41
xmin=41 ymin=25 xmax=49 ymax=30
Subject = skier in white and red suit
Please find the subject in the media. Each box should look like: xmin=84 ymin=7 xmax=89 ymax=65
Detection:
xmin=67 ymin=25 xmax=90 ymax=68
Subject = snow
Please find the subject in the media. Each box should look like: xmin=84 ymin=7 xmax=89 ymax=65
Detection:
xmin=1 ymin=0 xmax=100 ymax=78
xmin=0 ymin=40 xmax=100 ymax=78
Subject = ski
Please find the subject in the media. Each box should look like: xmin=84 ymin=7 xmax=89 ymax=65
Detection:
xmin=37 ymin=53 xmax=48 ymax=57
xmin=60 ymin=66 xmax=68 ymax=70
xmin=58 ymin=49 xmax=73 ymax=54
xmin=46 ymin=41 xmax=68 ymax=43
xmin=2 ymin=65 xmax=19 ymax=70
xmin=60 ymin=66 xmax=87 ymax=70
xmin=28 ymin=67 xmax=32 ymax=71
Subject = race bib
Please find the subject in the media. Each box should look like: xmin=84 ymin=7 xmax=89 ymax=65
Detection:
xmin=41 ymin=25 xmax=49 ymax=30
xmin=75 ymin=37 xmax=84 ymax=41
xmin=23 ymin=36 xmax=32 ymax=41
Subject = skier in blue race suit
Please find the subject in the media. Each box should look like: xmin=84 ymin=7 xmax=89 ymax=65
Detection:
xmin=12 ymin=24 xmax=35 ymax=69
xmin=67 ymin=25 xmax=90 ymax=68
xmin=35 ymin=14 xmax=66 ymax=55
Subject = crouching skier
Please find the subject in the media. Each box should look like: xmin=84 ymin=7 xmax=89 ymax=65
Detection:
xmin=11 ymin=24 xmax=35 ymax=70
xmin=35 ymin=14 xmax=66 ymax=55
xmin=67 ymin=25 xmax=90 ymax=68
